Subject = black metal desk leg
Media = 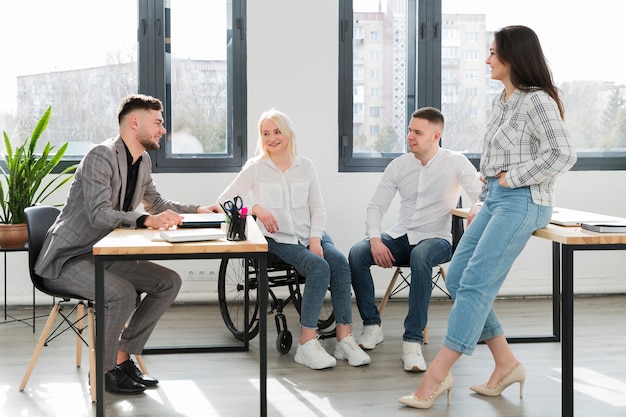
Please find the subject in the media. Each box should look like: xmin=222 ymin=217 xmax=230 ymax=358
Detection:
xmin=95 ymin=258 xmax=105 ymax=417
xmin=258 ymin=255 xmax=267 ymax=417
xmin=561 ymin=245 xmax=574 ymax=417
xmin=552 ymin=242 xmax=561 ymax=342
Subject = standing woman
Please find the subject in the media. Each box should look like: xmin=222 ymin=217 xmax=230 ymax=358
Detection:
xmin=399 ymin=25 xmax=577 ymax=409
xmin=219 ymin=109 xmax=370 ymax=370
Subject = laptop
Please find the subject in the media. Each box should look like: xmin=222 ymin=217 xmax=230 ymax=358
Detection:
xmin=179 ymin=213 xmax=226 ymax=228
xmin=160 ymin=228 xmax=226 ymax=243
xmin=549 ymin=207 xmax=623 ymax=227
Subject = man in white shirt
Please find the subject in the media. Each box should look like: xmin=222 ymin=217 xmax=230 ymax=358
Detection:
xmin=348 ymin=107 xmax=482 ymax=371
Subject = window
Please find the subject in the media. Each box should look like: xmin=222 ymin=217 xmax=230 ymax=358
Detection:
xmin=465 ymin=32 xmax=479 ymax=42
xmin=441 ymin=0 xmax=626 ymax=169
xmin=0 ymin=0 xmax=138 ymax=168
xmin=339 ymin=0 xmax=416 ymax=170
xmin=465 ymin=70 xmax=480 ymax=80
xmin=140 ymin=0 xmax=247 ymax=172
xmin=339 ymin=0 xmax=626 ymax=171
xmin=0 ymin=0 xmax=246 ymax=173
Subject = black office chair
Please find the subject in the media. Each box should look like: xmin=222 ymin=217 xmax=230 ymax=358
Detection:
xmin=378 ymin=198 xmax=465 ymax=344
xmin=19 ymin=206 xmax=148 ymax=402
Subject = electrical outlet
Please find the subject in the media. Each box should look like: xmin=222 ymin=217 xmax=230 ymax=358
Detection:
xmin=185 ymin=268 xmax=197 ymax=280
xmin=185 ymin=267 xmax=219 ymax=281
xmin=206 ymin=267 xmax=219 ymax=281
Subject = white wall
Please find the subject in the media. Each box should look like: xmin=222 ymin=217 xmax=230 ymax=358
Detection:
xmin=3 ymin=0 xmax=625 ymax=306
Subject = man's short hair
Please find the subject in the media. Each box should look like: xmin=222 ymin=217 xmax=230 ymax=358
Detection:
xmin=411 ymin=107 xmax=444 ymax=129
xmin=117 ymin=94 xmax=163 ymax=124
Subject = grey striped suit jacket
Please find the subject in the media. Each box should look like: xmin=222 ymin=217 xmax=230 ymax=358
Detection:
xmin=35 ymin=136 xmax=199 ymax=279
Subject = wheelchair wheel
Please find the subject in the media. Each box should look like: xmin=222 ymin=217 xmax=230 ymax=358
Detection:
xmin=276 ymin=330 xmax=292 ymax=354
xmin=218 ymin=257 xmax=260 ymax=341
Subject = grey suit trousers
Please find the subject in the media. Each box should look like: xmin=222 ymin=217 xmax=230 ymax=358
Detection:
xmin=44 ymin=253 xmax=182 ymax=370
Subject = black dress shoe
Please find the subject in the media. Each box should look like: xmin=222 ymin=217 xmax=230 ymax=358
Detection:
xmin=118 ymin=358 xmax=159 ymax=387
xmin=105 ymin=367 xmax=146 ymax=395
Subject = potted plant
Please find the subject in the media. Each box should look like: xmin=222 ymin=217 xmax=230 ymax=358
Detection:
xmin=0 ymin=106 xmax=76 ymax=248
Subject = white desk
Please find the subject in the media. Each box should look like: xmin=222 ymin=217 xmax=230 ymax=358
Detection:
xmin=92 ymin=217 xmax=268 ymax=417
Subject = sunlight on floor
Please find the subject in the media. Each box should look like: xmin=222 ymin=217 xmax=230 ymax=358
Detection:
xmin=251 ymin=378 xmax=343 ymax=417
xmin=551 ymin=367 xmax=626 ymax=407
xmin=24 ymin=382 xmax=92 ymax=417
xmin=145 ymin=380 xmax=218 ymax=416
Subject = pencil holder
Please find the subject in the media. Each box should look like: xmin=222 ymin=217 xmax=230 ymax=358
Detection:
xmin=227 ymin=213 xmax=247 ymax=241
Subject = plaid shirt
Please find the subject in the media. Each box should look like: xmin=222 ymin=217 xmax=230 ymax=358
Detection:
xmin=480 ymin=88 xmax=577 ymax=206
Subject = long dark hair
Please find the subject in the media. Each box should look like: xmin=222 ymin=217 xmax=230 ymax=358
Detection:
xmin=494 ymin=25 xmax=565 ymax=119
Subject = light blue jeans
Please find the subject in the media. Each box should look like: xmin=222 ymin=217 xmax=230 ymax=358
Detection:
xmin=349 ymin=234 xmax=452 ymax=343
xmin=443 ymin=179 xmax=552 ymax=354
xmin=267 ymin=232 xmax=352 ymax=329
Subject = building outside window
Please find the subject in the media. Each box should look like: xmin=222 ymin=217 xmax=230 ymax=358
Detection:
xmin=340 ymin=0 xmax=626 ymax=171
xmin=0 ymin=0 xmax=246 ymax=173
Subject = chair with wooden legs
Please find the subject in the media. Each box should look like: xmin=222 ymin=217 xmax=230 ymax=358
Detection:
xmin=20 ymin=206 xmax=146 ymax=402
xmin=378 ymin=264 xmax=449 ymax=344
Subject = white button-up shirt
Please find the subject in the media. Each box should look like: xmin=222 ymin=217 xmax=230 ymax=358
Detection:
xmin=365 ymin=148 xmax=482 ymax=245
xmin=218 ymin=156 xmax=325 ymax=246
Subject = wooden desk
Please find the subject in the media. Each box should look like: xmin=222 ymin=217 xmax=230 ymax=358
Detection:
xmin=452 ymin=207 xmax=626 ymax=417
xmin=92 ymin=216 xmax=268 ymax=417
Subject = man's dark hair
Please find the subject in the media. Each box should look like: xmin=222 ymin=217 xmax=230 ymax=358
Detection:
xmin=411 ymin=107 xmax=444 ymax=128
xmin=117 ymin=94 xmax=163 ymax=124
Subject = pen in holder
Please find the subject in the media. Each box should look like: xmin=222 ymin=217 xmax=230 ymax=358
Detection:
xmin=227 ymin=207 xmax=247 ymax=241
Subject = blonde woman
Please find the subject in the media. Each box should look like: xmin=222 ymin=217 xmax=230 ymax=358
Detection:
xmin=219 ymin=109 xmax=370 ymax=370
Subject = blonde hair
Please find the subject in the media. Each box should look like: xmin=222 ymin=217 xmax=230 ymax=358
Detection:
xmin=256 ymin=109 xmax=297 ymax=161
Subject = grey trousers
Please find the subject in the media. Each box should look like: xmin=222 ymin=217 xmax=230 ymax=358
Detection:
xmin=44 ymin=253 xmax=182 ymax=370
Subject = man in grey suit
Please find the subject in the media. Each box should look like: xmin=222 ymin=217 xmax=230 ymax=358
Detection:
xmin=36 ymin=94 xmax=220 ymax=395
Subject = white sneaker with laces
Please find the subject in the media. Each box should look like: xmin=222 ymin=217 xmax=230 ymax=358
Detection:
xmin=357 ymin=324 xmax=384 ymax=350
xmin=334 ymin=334 xmax=371 ymax=366
xmin=402 ymin=341 xmax=427 ymax=372
xmin=294 ymin=336 xmax=337 ymax=370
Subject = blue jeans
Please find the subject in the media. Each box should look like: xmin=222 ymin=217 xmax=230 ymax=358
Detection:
xmin=349 ymin=234 xmax=452 ymax=343
xmin=444 ymin=179 xmax=552 ymax=354
xmin=267 ymin=232 xmax=352 ymax=329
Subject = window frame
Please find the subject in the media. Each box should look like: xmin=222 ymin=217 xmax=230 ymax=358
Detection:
xmin=138 ymin=0 xmax=247 ymax=173
xmin=338 ymin=0 xmax=626 ymax=172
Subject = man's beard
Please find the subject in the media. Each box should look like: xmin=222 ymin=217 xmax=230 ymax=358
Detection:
xmin=138 ymin=133 xmax=161 ymax=151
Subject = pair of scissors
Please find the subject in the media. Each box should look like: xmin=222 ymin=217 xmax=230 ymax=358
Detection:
xmin=223 ymin=195 xmax=243 ymax=214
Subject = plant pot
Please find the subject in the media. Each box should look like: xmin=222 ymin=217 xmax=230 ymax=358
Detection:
xmin=0 ymin=223 xmax=28 ymax=249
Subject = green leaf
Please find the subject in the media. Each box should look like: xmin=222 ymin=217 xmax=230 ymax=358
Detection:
xmin=0 ymin=106 xmax=76 ymax=224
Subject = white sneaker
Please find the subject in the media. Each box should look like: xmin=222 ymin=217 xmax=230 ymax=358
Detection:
xmin=402 ymin=341 xmax=427 ymax=372
xmin=357 ymin=324 xmax=384 ymax=350
xmin=294 ymin=336 xmax=337 ymax=370
xmin=334 ymin=334 xmax=371 ymax=366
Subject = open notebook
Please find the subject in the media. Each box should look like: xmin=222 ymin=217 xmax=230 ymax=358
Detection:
xmin=160 ymin=228 xmax=226 ymax=243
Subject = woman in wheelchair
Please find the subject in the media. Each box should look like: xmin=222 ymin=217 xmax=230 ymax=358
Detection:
xmin=218 ymin=109 xmax=370 ymax=370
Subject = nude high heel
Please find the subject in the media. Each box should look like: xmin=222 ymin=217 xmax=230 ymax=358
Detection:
xmin=470 ymin=363 xmax=526 ymax=398
xmin=398 ymin=373 xmax=454 ymax=409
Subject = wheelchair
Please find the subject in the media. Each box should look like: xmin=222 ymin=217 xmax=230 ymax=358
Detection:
xmin=218 ymin=254 xmax=335 ymax=354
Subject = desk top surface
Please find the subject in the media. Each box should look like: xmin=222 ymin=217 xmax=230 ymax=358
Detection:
xmin=452 ymin=207 xmax=626 ymax=245
xmin=93 ymin=216 xmax=268 ymax=255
